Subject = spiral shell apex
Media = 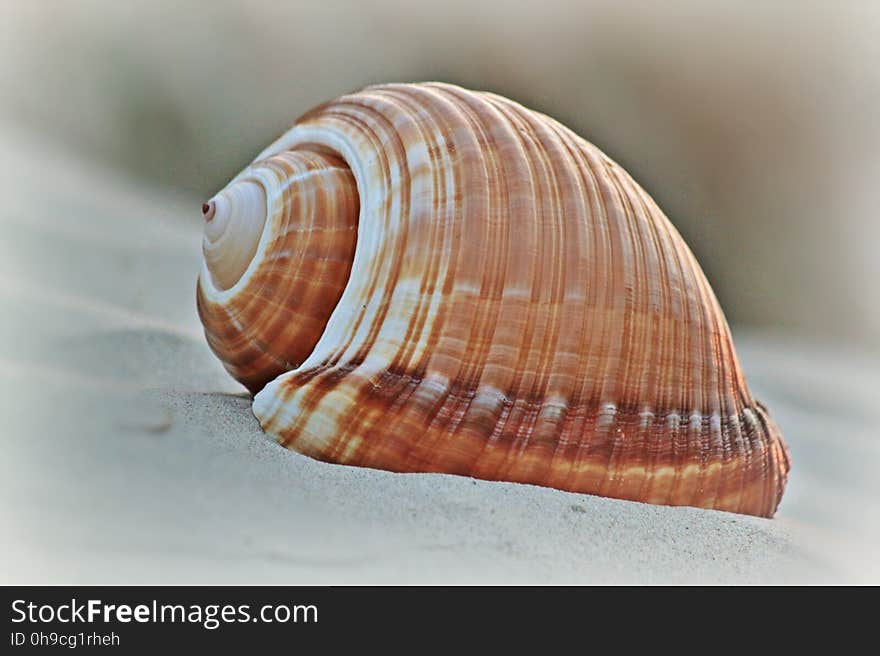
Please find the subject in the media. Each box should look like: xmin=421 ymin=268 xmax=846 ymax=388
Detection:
xmin=196 ymin=82 xmax=790 ymax=517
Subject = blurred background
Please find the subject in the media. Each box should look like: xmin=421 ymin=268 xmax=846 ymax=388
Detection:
xmin=2 ymin=0 xmax=878 ymax=350
xmin=1 ymin=1 xmax=878 ymax=583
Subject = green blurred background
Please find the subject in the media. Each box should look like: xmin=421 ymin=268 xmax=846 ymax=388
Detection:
xmin=2 ymin=0 xmax=878 ymax=350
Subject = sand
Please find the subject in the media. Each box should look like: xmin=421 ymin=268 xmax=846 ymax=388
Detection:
xmin=2 ymin=126 xmax=877 ymax=584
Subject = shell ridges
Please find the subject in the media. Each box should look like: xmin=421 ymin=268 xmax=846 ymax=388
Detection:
xmin=198 ymin=82 xmax=790 ymax=517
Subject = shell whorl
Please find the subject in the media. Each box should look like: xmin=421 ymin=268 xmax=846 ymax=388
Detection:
xmin=197 ymin=149 xmax=358 ymax=393
xmin=196 ymin=82 xmax=790 ymax=517
xmin=202 ymin=180 xmax=268 ymax=290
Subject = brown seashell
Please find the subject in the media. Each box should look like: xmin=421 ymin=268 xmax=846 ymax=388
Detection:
xmin=196 ymin=82 xmax=790 ymax=517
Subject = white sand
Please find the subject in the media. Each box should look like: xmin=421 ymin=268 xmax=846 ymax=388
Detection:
xmin=2 ymin=127 xmax=877 ymax=584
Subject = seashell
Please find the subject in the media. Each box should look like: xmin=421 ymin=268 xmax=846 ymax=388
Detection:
xmin=197 ymin=82 xmax=790 ymax=517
